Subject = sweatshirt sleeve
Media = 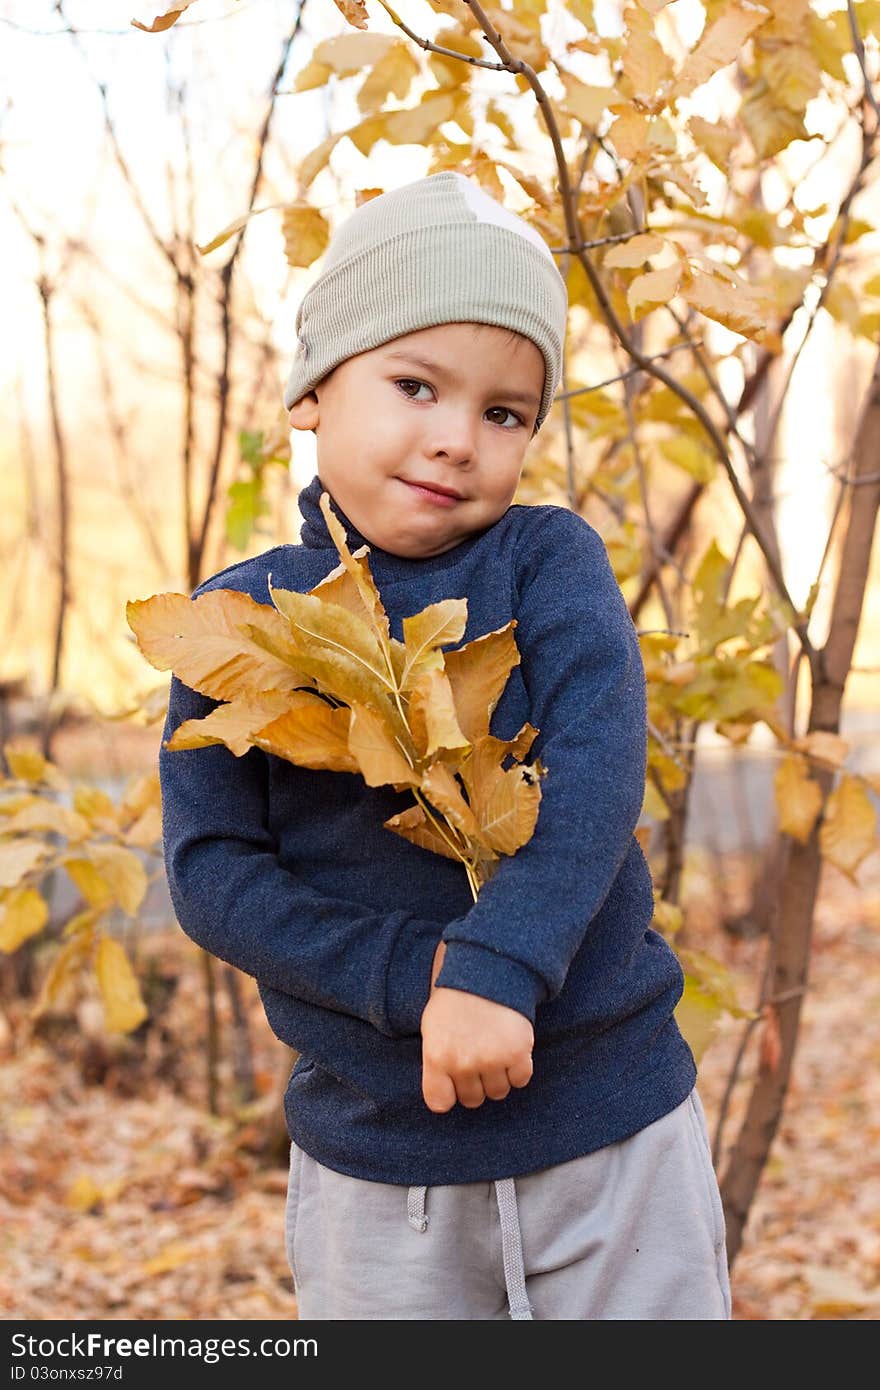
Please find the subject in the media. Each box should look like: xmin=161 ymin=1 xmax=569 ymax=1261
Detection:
xmin=159 ymin=671 xmax=441 ymax=1039
xmin=433 ymin=507 xmax=648 ymax=1022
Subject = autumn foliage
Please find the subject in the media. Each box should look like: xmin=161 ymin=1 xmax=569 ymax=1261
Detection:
xmin=127 ymin=492 xmax=543 ymax=902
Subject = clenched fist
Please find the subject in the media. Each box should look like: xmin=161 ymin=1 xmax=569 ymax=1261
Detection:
xmin=420 ymin=941 xmax=534 ymax=1113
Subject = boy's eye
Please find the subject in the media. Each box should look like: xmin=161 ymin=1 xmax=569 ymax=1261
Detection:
xmin=395 ymin=378 xmax=432 ymax=401
xmin=395 ymin=379 xmax=524 ymax=429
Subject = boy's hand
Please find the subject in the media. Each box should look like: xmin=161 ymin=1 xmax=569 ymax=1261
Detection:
xmin=420 ymin=941 xmax=534 ymax=1114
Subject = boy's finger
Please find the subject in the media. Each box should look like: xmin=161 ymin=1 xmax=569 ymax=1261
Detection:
xmin=454 ymin=1075 xmax=487 ymax=1109
xmin=422 ymin=1065 xmax=457 ymax=1114
xmin=507 ymin=1055 xmax=534 ymax=1089
xmin=481 ymin=1070 xmax=512 ymax=1102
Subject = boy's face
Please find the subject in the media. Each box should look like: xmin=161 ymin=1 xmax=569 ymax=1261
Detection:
xmin=288 ymin=323 xmax=545 ymax=558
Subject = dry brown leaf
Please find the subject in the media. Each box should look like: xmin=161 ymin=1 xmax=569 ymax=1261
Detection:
xmin=167 ymin=692 xmax=293 ymax=758
xmin=126 ymin=590 xmax=310 ymax=700
xmin=347 ymin=702 xmax=419 ymax=787
xmin=407 ymin=669 xmax=469 ymax=760
xmin=383 ymin=803 xmax=463 ymax=861
xmin=443 ymin=623 xmax=520 ymax=742
xmin=252 ymin=694 xmax=358 ymax=774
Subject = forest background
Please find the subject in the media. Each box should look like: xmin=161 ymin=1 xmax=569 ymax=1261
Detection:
xmin=1 ymin=0 xmax=879 ymax=1321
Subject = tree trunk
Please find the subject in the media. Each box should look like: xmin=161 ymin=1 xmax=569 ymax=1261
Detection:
xmin=720 ymin=345 xmax=880 ymax=1263
xmin=38 ymin=277 xmax=70 ymax=760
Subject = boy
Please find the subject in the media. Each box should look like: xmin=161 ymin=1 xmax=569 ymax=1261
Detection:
xmin=159 ymin=171 xmax=731 ymax=1320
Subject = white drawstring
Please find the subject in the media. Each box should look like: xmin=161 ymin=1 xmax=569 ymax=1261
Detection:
xmin=406 ymin=1179 xmax=533 ymax=1319
xmin=494 ymin=1178 xmax=533 ymax=1319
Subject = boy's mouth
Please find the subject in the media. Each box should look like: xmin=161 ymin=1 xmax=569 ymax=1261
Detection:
xmin=399 ymin=478 xmax=464 ymax=508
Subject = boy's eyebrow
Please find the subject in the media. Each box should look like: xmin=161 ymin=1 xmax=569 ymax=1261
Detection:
xmin=383 ymin=350 xmax=541 ymax=409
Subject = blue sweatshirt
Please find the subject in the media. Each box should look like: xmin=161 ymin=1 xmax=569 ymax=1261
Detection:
xmin=159 ymin=474 xmax=696 ymax=1184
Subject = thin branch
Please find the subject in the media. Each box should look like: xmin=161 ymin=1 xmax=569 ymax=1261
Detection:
xmin=193 ymin=6 xmax=306 ymax=581
xmin=846 ymin=0 xmax=880 ymax=125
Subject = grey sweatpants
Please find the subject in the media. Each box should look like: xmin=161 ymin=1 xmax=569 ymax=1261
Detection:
xmin=284 ymin=1088 xmax=732 ymax=1320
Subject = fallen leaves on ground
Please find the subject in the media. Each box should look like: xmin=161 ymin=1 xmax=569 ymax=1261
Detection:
xmin=0 ymin=851 xmax=878 ymax=1321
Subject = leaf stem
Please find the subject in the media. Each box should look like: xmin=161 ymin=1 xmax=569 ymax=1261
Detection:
xmin=413 ymin=789 xmax=480 ymax=901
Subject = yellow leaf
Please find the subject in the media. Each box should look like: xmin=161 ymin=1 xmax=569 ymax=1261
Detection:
xmin=808 ymin=11 xmax=851 ymax=83
xmin=383 ymin=804 xmax=464 ymax=861
xmin=65 ymin=1173 xmax=122 ymax=1212
xmin=0 ymin=839 xmax=51 ymax=889
xmin=774 ymin=754 xmax=822 ymax=842
xmin=31 ymin=928 xmax=95 ymax=1020
xmin=674 ymin=976 xmax=725 ymax=1064
xmin=0 ymin=888 xmax=49 ymax=953
xmin=309 ymin=547 xmax=375 ymax=618
xmin=607 ymin=106 xmax=649 ymax=161
xmin=678 ymin=946 xmax=752 ymax=1018
xmin=620 ymin=5 xmax=674 ymax=104
xmin=167 ymin=691 xmax=293 ymax=757
xmin=252 ymin=693 xmax=359 ymax=773
xmin=642 ymin=779 xmax=670 ymax=821
xmin=358 ymin=41 xmax=420 ymax=113
xmin=297 ymin=133 xmax=343 ymax=192
xmin=558 ymin=75 xmax=617 ymax=126
xmin=687 ymin=115 xmax=739 ymax=170
xmin=673 ymin=0 xmax=770 ymax=101
xmin=291 ymin=57 xmax=332 ymax=94
xmin=314 ymin=29 xmax=396 ymax=73
xmin=401 ymin=599 xmax=468 ymax=689
xmin=120 ymin=772 xmax=161 ymax=820
xmin=282 ymin=203 xmax=331 ymax=270
xmin=73 ymin=786 xmax=119 ymax=831
xmin=740 ymin=81 xmax=807 ymax=160
xmin=716 ymin=720 xmax=753 ymax=745
xmin=347 ymin=92 xmax=457 ymax=156
xmin=331 ymin=0 xmax=368 ymax=31
xmin=62 ymin=907 xmax=104 ymax=940
xmin=428 ymin=25 xmax=485 ymax=85
xmin=141 ymin=1242 xmax=195 ymax=1277
xmin=457 ymin=731 xmax=527 ymax=803
xmin=793 ymin=731 xmax=850 ymax=769
xmin=819 ymin=775 xmax=877 ymax=880
xmin=628 ymin=264 xmax=682 ymax=320
xmin=421 ymin=762 xmax=480 ymax=842
xmin=268 ymin=584 xmax=393 ymax=709
xmin=4 ymin=746 xmax=49 ymax=784
xmin=681 ymin=270 xmax=768 ymax=340
xmin=443 ymin=622 xmax=521 ymax=742
xmin=658 ymin=434 xmax=716 ymax=483
xmin=347 ymin=702 xmax=419 ymax=787
xmin=64 ymin=846 xmax=146 ymax=915
xmin=760 ymin=42 xmax=822 ymax=115
xmin=131 ymin=2 xmax=195 ymax=35
xmin=2 ymin=802 xmax=90 ymax=841
xmin=473 ymin=760 xmax=543 ymax=855
xmin=95 ymin=936 xmax=148 ymax=1033
xmin=604 ymin=232 xmax=665 ymax=270
xmin=408 ymin=669 xmax=470 ymax=760
xmin=318 ymin=496 xmax=393 ymax=647
xmin=123 ymin=805 xmax=162 ymax=849
xmin=195 ymin=206 xmax=277 ymax=257
xmin=95 ymin=845 xmax=148 ymax=915
xmin=127 ymin=590 xmax=309 ymax=700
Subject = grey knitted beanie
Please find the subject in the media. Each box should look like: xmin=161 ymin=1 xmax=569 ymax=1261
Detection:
xmin=283 ymin=170 xmax=568 ymax=432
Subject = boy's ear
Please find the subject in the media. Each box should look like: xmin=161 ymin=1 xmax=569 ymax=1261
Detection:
xmin=288 ymin=391 xmax=319 ymax=433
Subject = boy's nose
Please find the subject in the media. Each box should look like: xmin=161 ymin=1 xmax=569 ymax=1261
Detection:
xmin=424 ymin=412 xmax=478 ymax=463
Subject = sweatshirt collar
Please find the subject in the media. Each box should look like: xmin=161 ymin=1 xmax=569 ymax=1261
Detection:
xmin=297 ymin=473 xmax=369 ymax=552
xmin=295 ymin=472 xmax=493 ymax=579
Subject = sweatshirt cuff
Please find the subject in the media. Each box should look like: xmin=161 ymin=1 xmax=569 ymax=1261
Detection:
xmin=384 ymin=920 xmax=444 ymax=1038
xmin=433 ymin=940 xmax=546 ymax=1023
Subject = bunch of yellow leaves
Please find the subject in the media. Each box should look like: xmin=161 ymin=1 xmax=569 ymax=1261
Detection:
xmin=127 ymin=494 xmax=543 ymax=900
